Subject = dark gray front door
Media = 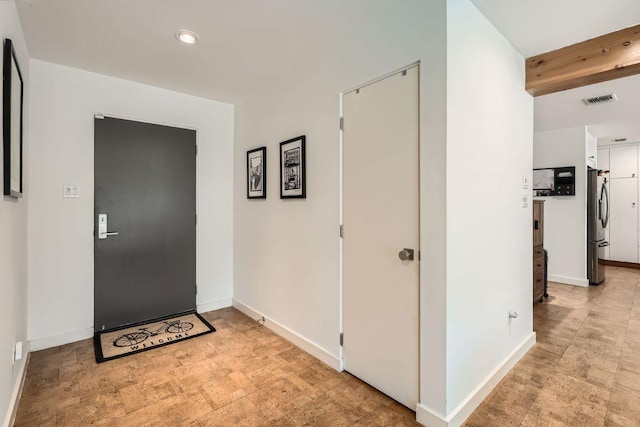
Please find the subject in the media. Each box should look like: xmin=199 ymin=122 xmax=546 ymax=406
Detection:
xmin=94 ymin=117 xmax=196 ymax=331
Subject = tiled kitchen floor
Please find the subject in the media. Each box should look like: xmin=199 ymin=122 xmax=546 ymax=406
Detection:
xmin=14 ymin=266 xmax=640 ymax=426
xmin=465 ymin=266 xmax=640 ymax=426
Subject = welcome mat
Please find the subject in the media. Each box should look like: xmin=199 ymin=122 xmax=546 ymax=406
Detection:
xmin=94 ymin=312 xmax=215 ymax=363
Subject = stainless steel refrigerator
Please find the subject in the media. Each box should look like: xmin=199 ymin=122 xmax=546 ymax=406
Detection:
xmin=587 ymin=167 xmax=609 ymax=285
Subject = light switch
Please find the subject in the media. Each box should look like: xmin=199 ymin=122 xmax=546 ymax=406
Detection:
xmin=522 ymin=176 xmax=529 ymax=189
xmin=521 ymin=194 xmax=529 ymax=208
xmin=63 ymin=185 xmax=80 ymax=198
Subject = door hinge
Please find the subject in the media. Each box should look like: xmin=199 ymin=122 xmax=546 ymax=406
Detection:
xmin=340 ymin=117 xmax=344 ymax=131
xmin=195 ymin=214 xmax=198 ymax=225
xmin=195 ymin=284 xmax=198 ymax=295
xmin=339 ymin=225 xmax=344 ymax=238
xmin=195 ymin=145 xmax=198 ymax=155
xmin=340 ymin=333 xmax=344 ymax=346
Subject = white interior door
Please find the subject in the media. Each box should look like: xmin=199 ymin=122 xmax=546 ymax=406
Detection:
xmin=610 ymin=177 xmax=638 ymax=263
xmin=342 ymin=65 xmax=419 ymax=409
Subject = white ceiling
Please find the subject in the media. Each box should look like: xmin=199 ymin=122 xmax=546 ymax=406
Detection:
xmin=534 ymin=73 xmax=640 ymax=145
xmin=15 ymin=0 xmax=640 ymax=142
xmin=15 ymin=0 xmax=401 ymax=104
xmin=469 ymin=0 xmax=640 ymax=145
xmin=470 ymin=0 xmax=640 ymax=58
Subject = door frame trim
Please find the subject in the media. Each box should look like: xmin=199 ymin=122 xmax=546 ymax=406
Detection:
xmin=93 ymin=112 xmax=199 ymax=132
xmin=342 ymin=61 xmax=420 ymax=95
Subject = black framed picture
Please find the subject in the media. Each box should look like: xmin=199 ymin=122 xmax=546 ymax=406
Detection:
xmin=247 ymin=146 xmax=266 ymax=199
xmin=3 ymin=38 xmax=24 ymax=198
xmin=279 ymin=135 xmax=305 ymax=199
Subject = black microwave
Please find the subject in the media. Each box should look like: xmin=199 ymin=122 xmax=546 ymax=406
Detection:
xmin=533 ymin=166 xmax=575 ymax=196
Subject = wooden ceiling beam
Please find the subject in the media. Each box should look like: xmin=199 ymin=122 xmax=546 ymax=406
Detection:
xmin=526 ymin=24 xmax=640 ymax=97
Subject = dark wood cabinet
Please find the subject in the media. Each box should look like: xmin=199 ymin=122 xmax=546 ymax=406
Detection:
xmin=533 ymin=200 xmax=544 ymax=247
xmin=533 ymin=200 xmax=545 ymax=303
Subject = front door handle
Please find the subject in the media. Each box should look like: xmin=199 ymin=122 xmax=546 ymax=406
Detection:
xmin=398 ymin=248 xmax=415 ymax=261
xmin=98 ymin=214 xmax=119 ymax=239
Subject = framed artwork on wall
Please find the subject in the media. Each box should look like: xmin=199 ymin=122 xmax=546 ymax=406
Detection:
xmin=247 ymin=146 xmax=266 ymax=199
xmin=3 ymin=38 xmax=24 ymax=198
xmin=279 ymin=135 xmax=305 ymax=199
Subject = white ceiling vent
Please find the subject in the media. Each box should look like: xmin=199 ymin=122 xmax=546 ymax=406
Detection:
xmin=582 ymin=93 xmax=618 ymax=105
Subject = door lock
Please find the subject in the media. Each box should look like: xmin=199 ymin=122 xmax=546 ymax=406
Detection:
xmin=398 ymin=248 xmax=415 ymax=261
xmin=98 ymin=214 xmax=119 ymax=240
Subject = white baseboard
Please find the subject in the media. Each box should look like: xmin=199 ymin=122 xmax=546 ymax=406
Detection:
xmin=232 ymin=299 xmax=342 ymax=371
xmin=548 ymin=275 xmax=589 ymax=287
xmin=416 ymin=332 xmax=536 ymax=427
xmin=197 ymin=298 xmax=232 ymax=314
xmin=416 ymin=404 xmax=449 ymax=427
xmin=3 ymin=344 xmax=30 ymax=427
xmin=30 ymin=327 xmax=94 ymax=352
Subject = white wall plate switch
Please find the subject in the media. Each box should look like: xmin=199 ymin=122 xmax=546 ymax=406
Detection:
xmin=522 ymin=176 xmax=529 ymax=189
xmin=521 ymin=194 xmax=529 ymax=208
xmin=64 ymin=185 xmax=80 ymax=198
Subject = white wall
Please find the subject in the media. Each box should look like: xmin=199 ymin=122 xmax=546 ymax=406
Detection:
xmin=232 ymin=0 xmax=449 ymax=366
xmin=28 ymin=60 xmax=235 ymax=348
xmin=0 ymin=3 xmax=29 ymax=425
xmin=444 ymin=0 xmax=534 ymax=420
xmin=233 ymin=0 xmax=448 ymax=411
xmin=234 ymin=0 xmax=533 ymax=424
xmin=533 ymin=126 xmax=588 ymax=286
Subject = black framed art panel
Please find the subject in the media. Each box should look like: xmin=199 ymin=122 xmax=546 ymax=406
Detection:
xmin=247 ymin=146 xmax=267 ymax=199
xmin=279 ymin=135 xmax=305 ymax=199
xmin=3 ymin=38 xmax=24 ymax=198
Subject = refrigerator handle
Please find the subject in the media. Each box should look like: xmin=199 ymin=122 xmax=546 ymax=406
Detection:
xmin=598 ymin=200 xmax=602 ymax=221
xmin=600 ymin=183 xmax=609 ymax=228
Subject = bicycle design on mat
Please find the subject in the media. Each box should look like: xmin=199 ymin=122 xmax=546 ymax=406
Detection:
xmin=112 ymin=319 xmax=194 ymax=347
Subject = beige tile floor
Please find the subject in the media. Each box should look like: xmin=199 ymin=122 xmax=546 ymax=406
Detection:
xmin=14 ymin=266 xmax=640 ymax=426
xmin=465 ymin=266 xmax=640 ymax=427
xmin=14 ymin=308 xmax=418 ymax=426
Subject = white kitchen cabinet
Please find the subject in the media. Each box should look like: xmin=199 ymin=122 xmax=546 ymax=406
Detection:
xmin=609 ymin=177 xmax=638 ymax=263
xmin=597 ymin=148 xmax=610 ymax=171
xmin=610 ymin=145 xmax=638 ymax=178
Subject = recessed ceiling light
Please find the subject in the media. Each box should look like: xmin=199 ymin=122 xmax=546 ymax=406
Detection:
xmin=175 ymin=30 xmax=199 ymax=45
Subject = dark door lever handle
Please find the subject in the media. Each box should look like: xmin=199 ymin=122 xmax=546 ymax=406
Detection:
xmin=398 ymin=248 xmax=415 ymax=261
